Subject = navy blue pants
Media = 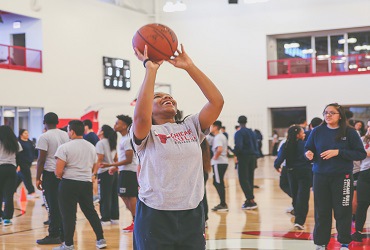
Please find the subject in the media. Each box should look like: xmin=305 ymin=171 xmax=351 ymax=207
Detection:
xmin=133 ymin=199 xmax=205 ymax=250
xmin=313 ymin=172 xmax=353 ymax=245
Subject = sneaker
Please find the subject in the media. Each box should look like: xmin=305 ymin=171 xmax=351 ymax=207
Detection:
xmin=211 ymin=204 xmax=229 ymax=212
xmin=96 ymin=239 xmax=107 ymax=249
xmin=93 ymin=195 xmax=100 ymax=204
xmin=53 ymin=243 xmax=74 ymax=250
xmin=122 ymin=221 xmax=134 ymax=233
xmin=101 ymin=220 xmax=111 ymax=226
xmin=315 ymin=245 xmax=326 ymax=250
xmin=285 ymin=206 xmax=294 ymax=213
xmin=111 ymin=219 xmax=120 ymax=225
xmin=340 ymin=244 xmax=349 ymax=250
xmin=294 ymin=223 xmax=304 ymax=230
xmin=242 ymin=200 xmax=258 ymax=210
xmin=351 ymin=231 xmax=363 ymax=242
xmin=3 ymin=219 xmax=12 ymax=226
xmin=36 ymin=235 xmax=62 ymax=245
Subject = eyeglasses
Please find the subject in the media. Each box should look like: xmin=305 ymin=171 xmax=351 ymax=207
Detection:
xmin=323 ymin=111 xmax=339 ymax=116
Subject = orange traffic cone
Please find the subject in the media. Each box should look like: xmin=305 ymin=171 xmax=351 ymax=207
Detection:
xmin=20 ymin=186 xmax=27 ymax=202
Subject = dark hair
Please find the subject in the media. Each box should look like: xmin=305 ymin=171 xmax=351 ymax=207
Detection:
xmin=116 ymin=115 xmax=133 ymax=126
xmin=44 ymin=112 xmax=59 ymax=125
xmin=363 ymin=119 xmax=370 ymax=145
xmin=213 ymin=120 xmax=222 ymax=129
xmin=310 ymin=117 xmax=323 ymax=128
xmin=101 ymin=125 xmax=117 ymax=151
xmin=322 ymin=103 xmax=348 ymax=141
xmin=221 ymin=126 xmax=226 ymax=130
xmin=284 ymin=125 xmax=303 ymax=165
xmin=83 ymin=119 xmax=93 ymax=129
xmin=238 ymin=115 xmax=247 ymax=124
xmin=18 ymin=128 xmax=27 ymax=139
xmin=0 ymin=125 xmax=19 ymax=154
xmin=235 ymin=125 xmax=240 ymax=130
xmin=297 ymin=117 xmax=307 ymax=125
xmin=68 ymin=120 xmax=84 ymax=136
xmin=354 ymin=120 xmax=366 ymax=137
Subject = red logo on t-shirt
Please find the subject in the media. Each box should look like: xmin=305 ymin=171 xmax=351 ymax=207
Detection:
xmin=154 ymin=131 xmax=171 ymax=144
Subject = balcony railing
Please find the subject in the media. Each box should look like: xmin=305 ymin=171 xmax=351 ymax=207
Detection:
xmin=0 ymin=44 xmax=42 ymax=73
xmin=267 ymin=53 xmax=370 ymax=79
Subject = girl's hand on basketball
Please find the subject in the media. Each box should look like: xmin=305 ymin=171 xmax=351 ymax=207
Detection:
xmin=168 ymin=44 xmax=194 ymax=70
xmin=134 ymin=45 xmax=163 ymax=70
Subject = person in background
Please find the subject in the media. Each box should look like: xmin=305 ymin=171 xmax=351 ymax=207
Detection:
xmin=0 ymin=125 xmax=22 ymax=226
xmin=36 ymin=112 xmax=69 ymax=245
xmin=254 ymin=129 xmax=264 ymax=158
xmin=305 ymin=103 xmax=366 ymax=250
xmin=352 ymin=120 xmax=370 ymax=242
xmin=234 ymin=115 xmax=259 ymax=210
xmin=221 ymin=126 xmax=229 ymax=140
xmin=15 ymin=129 xmax=39 ymax=199
xmin=53 ymin=120 xmax=107 ymax=250
xmin=275 ymin=125 xmax=311 ymax=230
xmin=94 ymin=125 xmax=119 ymax=226
xmin=272 ymin=130 xmax=279 ymax=156
xmin=305 ymin=117 xmax=323 ymax=140
xmin=105 ymin=115 xmax=138 ymax=233
xmin=83 ymin=119 xmax=99 ymax=146
xmin=298 ymin=117 xmax=308 ymax=131
xmin=210 ymin=120 xmax=229 ymax=212
xmin=82 ymin=119 xmax=100 ymax=204
xmin=354 ymin=120 xmax=366 ymax=137
xmin=201 ymin=139 xmax=211 ymax=227
xmin=131 ymin=44 xmax=223 ymax=249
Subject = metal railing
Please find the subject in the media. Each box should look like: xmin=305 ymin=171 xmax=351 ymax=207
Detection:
xmin=0 ymin=44 xmax=42 ymax=73
xmin=267 ymin=53 xmax=370 ymax=79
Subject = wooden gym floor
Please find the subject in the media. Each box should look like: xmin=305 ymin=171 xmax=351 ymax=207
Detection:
xmin=1 ymin=156 xmax=370 ymax=249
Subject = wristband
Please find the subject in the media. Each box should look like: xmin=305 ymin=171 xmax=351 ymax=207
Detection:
xmin=143 ymin=58 xmax=151 ymax=68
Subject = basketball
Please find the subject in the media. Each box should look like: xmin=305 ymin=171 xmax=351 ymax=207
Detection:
xmin=132 ymin=23 xmax=178 ymax=62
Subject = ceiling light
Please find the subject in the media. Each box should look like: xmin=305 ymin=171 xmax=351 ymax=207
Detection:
xmin=13 ymin=21 xmax=21 ymax=29
xmin=284 ymin=43 xmax=300 ymax=49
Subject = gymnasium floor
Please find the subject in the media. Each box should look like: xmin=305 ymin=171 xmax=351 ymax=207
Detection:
xmin=1 ymin=156 xmax=370 ymax=250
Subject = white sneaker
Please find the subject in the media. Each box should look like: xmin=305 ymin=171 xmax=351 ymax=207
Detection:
xmin=96 ymin=239 xmax=107 ymax=249
xmin=315 ymin=245 xmax=326 ymax=250
xmin=110 ymin=219 xmax=119 ymax=225
xmin=285 ymin=206 xmax=294 ymax=213
xmin=101 ymin=221 xmax=111 ymax=226
xmin=294 ymin=223 xmax=304 ymax=230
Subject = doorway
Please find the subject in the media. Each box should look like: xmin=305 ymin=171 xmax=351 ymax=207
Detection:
xmin=11 ymin=33 xmax=26 ymax=66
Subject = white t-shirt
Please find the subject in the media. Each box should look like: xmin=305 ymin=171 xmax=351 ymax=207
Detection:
xmin=36 ymin=129 xmax=69 ymax=172
xmin=96 ymin=138 xmax=116 ymax=174
xmin=130 ymin=113 xmax=209 ymax=210
xmin=211 ymin=132 xmax=228 ymax=165
xmin=117 ymin=134 xmax=138 ymax=172
xmin=55 ymin=138 xmax=97 ymax=182
xmin=0 ymin=142 xmax=22 ymax=166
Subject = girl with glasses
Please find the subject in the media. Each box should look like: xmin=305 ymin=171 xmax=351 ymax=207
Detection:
xmin=305 ymin=103 xmax=367 ymax=250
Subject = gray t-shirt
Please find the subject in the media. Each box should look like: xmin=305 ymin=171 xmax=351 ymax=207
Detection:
xmin=0 ymin=142 xmax=22 ymax=166
xmin=96 ymin=138 xmax=116 ymax=174
xmin=130 ymin=113 xmax=209 ymax=210
xmin=36 ymin=129 xmax=69 ymax=172
xmin=211 ymin=132 xmax=229 ymax=165
xmin=55 ymin=138 xmax=97 ymax=182
xmin=117 ymin=134 xmax=138 ymax=172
